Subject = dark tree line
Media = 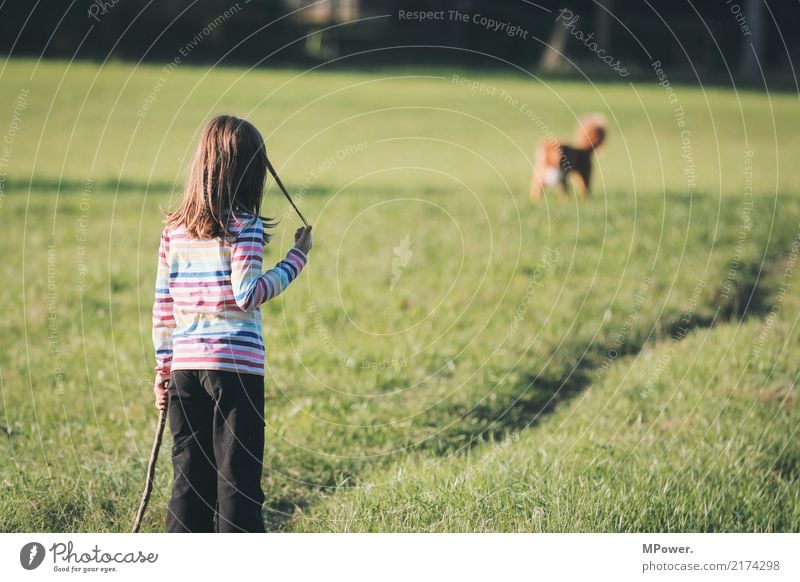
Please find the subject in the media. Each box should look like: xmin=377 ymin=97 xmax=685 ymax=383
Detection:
xmin=0 ymin=0 xmax=796 ymax=83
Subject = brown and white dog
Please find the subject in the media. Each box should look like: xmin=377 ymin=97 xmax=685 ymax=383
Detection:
xmin=530 ymin=114 xmax=607 ymax=202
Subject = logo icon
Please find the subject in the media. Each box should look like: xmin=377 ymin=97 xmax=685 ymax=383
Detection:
xmin=390 ymin=235 xmax=413 ymax=292
xmin=20 ymin=542 xmax=46 ymax=570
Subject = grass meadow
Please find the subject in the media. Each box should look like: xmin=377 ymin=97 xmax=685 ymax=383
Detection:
xmin=1 ymin=58 xmax=799 ymax=532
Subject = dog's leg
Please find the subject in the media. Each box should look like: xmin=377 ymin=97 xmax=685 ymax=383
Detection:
xmin=576 ymin=156 xmax=593 ymax=199
xmin=573 ymin=172 xmax=590 ymax=199
xmin=558 ymin=174 xmax=571 ymax=201
xmin=530 ymin=143 xmax=547 ymax=203
xmin=530 ymin=174 xmax=544 ymax=202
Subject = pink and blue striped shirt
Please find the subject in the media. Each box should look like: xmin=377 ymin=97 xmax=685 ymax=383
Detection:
xmin=152 ymin=211 xmax=307 ymax=377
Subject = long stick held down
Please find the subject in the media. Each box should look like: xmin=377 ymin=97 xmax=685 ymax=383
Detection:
xmin=265 ymin=157 xmax=309 ymax=227
xmin=132 ymin=403 xmax=168 ymax=533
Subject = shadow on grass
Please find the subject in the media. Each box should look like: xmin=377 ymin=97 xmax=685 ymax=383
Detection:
xmin=458 ymin=260 xmax=776 ymax=445
xmin=5 ymin=177 xmax=177 ymax=194
xmin=261 ymin=262 xmax=777 ymax=530
xmin=264 ymin=498 xmax=310 ymax=532
xmin=6 ymin=177 xmax=368 ymax=199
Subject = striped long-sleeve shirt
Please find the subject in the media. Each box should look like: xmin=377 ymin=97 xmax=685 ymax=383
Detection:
xmin=152 ymin=211 xmax=307 ymax=377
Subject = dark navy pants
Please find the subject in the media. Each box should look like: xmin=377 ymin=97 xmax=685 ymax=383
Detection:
xmin=166 ymin=369 xmax=266 ymax=533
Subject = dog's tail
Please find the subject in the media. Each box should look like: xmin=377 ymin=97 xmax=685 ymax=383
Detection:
xmin=574 ymin=113 xmax=607 ymax=150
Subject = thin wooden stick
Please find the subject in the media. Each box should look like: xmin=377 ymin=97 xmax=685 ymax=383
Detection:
xmin=265 ymin=157 xmax=309 ymax=226
xmin=132 ymin=403 xmax=168 ymax=533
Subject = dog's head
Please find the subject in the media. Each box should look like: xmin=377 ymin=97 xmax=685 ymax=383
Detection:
xmin=575 ymin=113 xmax=607 ymax=151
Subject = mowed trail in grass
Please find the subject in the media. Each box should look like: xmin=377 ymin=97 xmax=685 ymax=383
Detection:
xmin=294 ymin=314 xmax=800 ymax=532
xmin=0 ymin=59 xmax=798 ymax=531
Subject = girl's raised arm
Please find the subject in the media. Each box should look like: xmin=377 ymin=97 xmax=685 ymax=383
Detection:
xmin=230 ymin=217 xmax=307 ymax=312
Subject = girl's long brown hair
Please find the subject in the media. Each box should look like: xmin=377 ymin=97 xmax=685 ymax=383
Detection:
xmin=165 ymin=114 xmax=276 ymax=240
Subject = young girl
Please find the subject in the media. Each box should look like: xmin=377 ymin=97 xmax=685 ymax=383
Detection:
xmin=151 ymin=114 xmax=312 ymax=533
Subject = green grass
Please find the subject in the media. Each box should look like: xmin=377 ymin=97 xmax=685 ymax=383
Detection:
xmin=0 ymin=58 xmax=798 ymax=532
xmin=292 ymin=317 xmax=800 ymax=532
